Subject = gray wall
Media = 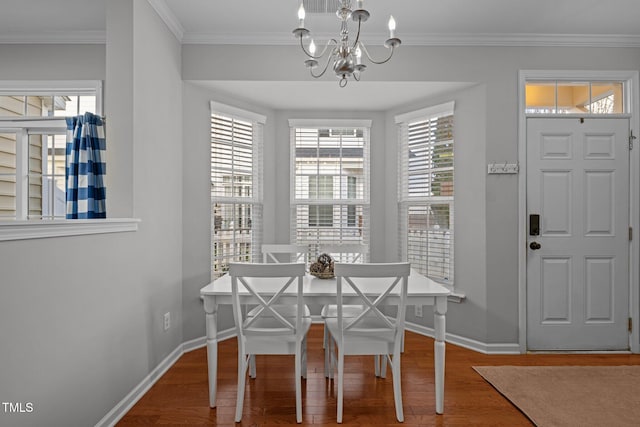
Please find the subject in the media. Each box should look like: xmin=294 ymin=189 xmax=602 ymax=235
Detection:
xmin=0 ymin=1 xmax=183 ymax=426
xmin=181 ymin=82 xmax=277 ymax=338
xmin=181 ymin=44 xmax=640 ymax=346
xmin=387 ymin=84 xmax=489 ymax=340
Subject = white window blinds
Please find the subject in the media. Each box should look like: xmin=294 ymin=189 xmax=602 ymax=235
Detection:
xmin=210 ymin=102 xmax=265 ymax=279
xmin=397 ymin=102 xmax=454 ymax=284
xmin=289 ymin=120 xmax=370 ymax=255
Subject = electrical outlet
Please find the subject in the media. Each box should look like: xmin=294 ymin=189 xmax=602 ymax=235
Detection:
xmin=163 ymin=312 xmax=170 ymax=331
xmin=414 ymin=305 xmax=423 ymax=317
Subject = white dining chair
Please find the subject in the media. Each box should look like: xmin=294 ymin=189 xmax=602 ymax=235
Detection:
xmin=325 ymin=262 xmax=411 ymax=423
xmin=245 ymin=244 xmax=311 ymax=377
xmin=230 ymin=262 xmax=311 ymax=423
xmin=318 ymin=244 xmax=372 ymax=377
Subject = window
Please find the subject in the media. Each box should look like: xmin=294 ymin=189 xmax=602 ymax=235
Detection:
xmin=397 ymin=102 xmax=454 ymax=285
xmin=308 ymin=175 xmax=333 ymax=227
xmin=290 ymin=120 xmax=370 ymax=253
xmin=211 ymin=102 xmax=265 ymax=279
xmin=0 ymin=81 xmax=101 ymax=220
xmin=525 ymin=80 xmax=625 ymax=114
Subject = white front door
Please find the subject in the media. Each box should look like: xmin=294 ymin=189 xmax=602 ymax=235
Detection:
xmin=526 ymin=117 xmax=630 ymax=350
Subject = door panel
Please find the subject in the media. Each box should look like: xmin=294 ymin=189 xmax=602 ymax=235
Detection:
xmin=540 ymin=256 xmax=571 ymax=322
xmin=541 ymin=171 xmax=572 ymax=235
xmin=527 ymin=117 xmax=629 ymax=350
xmin=584 ymin=257 xmax=614 ymax=321
xmin=584 ymin=171 xmax=614 ymax=235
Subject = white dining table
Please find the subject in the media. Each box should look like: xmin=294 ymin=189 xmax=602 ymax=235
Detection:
xmin=200 ymin=269 xmax=451 ymax=414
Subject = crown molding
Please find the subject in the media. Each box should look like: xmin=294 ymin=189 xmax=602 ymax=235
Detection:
xmin=147 ymin=0 xmax=184 ymax=43
xmin=182 ymin=31 xmax=640 ymax=48
xmin=399 ymin=33 xmax=640 ymax=48
xmin=1 ymin=29 xmax=638 ymax=48
xmin=0 ymin=1 xmax=185 ymax=45
xmin=0 ymin=30 xmax=105 ymax=44
xmin=182 ymin=32 xmax=299 ymax=45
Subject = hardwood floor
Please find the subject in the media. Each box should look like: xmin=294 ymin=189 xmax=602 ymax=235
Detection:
xmin=118 ymin=324 xmax=640 ymax=426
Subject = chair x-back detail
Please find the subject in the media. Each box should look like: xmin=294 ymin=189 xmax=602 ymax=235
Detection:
xmin=319 ymin=243 xmax=368 ymax=263
xmin=229 ymin=262 xmax=311 ymax=423
xmin=325 ymin=262 xmax=411 ymax=423
xmin=262 ymin=244 xmax=309 ymax=264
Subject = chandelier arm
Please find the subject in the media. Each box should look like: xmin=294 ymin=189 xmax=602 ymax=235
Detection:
xmin=310 ymin=52 xmax=335 ymax=78
xmin=359 ymin=42 xmax=395 ymax=65
xmin=299 ymin=36 xmax=339 ymax=60
xmin=351 ymin=18 xmax=362 ymax=50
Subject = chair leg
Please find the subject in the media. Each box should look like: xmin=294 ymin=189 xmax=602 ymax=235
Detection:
xmin=322 ymin=323 xmax=327 ymax=349
xmin=337 ymin=348 xmax=344 ymax=424
xmin=324 ymin=326 xmax=331 ymax=378
xmin=380 ymin=354 xmax=387 ymax=378
xmin=235 ymin=353 xmax=249 ymax=422
xmin=391 ymin=356 xmax=404 ymax=422
xmin=374 ymin=355 xmax=388 ymax=378
xmin=295 ymin=342 xmax=303 ymax=423
xmin=328 ymin=334 xmax=335 ymax=380
xmin=302 ymin=336 xmax=307 ymax=379
xmin=249 ymin=354 xmax=256 ymax=378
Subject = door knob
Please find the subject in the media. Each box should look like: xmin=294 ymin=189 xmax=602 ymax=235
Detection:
xmin=529 ymin=241 xmax=541 ymax=250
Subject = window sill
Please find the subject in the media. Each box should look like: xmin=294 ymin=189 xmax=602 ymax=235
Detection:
xmin=448 ymin=292 xmax=466 ymax=303
xmin=0 ymin=218 xmax=140 ymax=241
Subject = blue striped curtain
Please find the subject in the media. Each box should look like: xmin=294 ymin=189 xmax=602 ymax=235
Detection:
xmin=65 ymin=112 xmax=106 ymax=219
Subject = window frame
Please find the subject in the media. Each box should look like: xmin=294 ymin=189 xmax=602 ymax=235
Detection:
xmin=0 ymin=80 xmax=139 ymax=241
xmin=396 ymin=101 xmax=455 ymax=287
xmin=210 ymin=101 xmax=265 ymax=280
xmin=524 ymin=79 xmax=627 ymax=115
xmin=289 ymin=118 xmax=371 ymax=253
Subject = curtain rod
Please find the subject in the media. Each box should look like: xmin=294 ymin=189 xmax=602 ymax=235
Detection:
xmin=0 ymin=115 xmax=106 ymax=122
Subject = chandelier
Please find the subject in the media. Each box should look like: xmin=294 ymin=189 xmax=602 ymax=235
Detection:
xmin=293 ymin=0 xmax=401 ymax=87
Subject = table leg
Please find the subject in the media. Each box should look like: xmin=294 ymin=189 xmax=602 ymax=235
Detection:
xmin=434 ymin=296 xmax=447 ymax=414
xmin=204 ymin=297 xmax=218 ymax=408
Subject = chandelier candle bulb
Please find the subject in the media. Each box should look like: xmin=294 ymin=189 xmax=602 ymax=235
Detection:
xmin=298 ymin=3 xmax=305 ymax=28
xmin=309 ymin=39 xmax=316 ymax=56
xmin=357 ymin=0 xmax=363 ymax=9
xmin=388 ymin=15 xmax=396 ymax=38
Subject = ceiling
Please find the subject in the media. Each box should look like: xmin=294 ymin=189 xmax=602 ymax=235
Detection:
xmin=2 ymin=0 xmax=639 ymax=110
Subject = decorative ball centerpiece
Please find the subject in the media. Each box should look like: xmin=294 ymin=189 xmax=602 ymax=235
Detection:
xmin=310 ymin=253 xmax=335 ymax=279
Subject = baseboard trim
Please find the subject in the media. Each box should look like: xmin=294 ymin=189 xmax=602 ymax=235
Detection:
xmin=405 ymin=321 xmax=521 ymax=355
xmin=182 ymin=326 xmax=236 ymax=353
xmin=95 ymin=344 xmax=183 ymax=427
xmin=96 ymin=327 xmax=236 ymax=427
